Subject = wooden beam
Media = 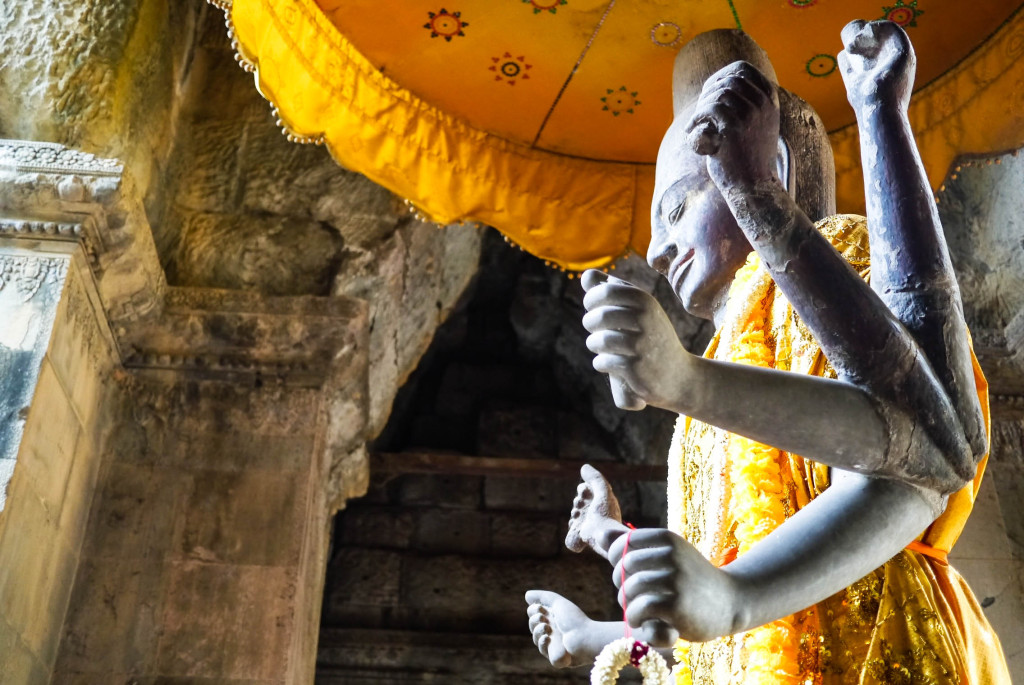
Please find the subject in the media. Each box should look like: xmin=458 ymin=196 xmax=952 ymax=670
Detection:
xmin=370 ymin=451 xmax=667 ymax=482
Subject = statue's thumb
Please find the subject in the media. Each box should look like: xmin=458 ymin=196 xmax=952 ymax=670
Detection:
xmin=610 ymin=377 xmax=646 ymax=411
xmin=687 ymin=118 xmax=721 ymax=156
xmin=581 ymin=269 xmax=608 ymax=292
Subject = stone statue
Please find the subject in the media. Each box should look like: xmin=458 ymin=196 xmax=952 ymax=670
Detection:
xmin=526 ymin=20 xmax=1011 ymax=683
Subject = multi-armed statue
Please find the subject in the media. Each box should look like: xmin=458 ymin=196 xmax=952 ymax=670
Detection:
xmin=527 ymin=20 xmax=1010 ymax=684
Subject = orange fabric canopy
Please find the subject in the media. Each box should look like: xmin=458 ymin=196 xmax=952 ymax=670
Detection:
xmin=219 ymin=0 xmax=1024 ymax=270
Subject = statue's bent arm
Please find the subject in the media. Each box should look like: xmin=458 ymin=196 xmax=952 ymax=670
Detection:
xmin=607 ymin=467 xmax=937 ymax=642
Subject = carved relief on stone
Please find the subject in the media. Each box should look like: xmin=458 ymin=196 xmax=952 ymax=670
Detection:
xmin=0 ymin=251 xmax=70 ymax=506
xmin=0 ymin=139 xmax=123 ymax=177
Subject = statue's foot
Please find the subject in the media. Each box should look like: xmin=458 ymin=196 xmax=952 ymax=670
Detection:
xmin=525 ymin=590 xmax=591 ymax=668
xmin=565 ymin=464 xmax=626 ymax=556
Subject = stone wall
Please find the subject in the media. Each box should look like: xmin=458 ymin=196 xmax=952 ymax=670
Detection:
xmin=0 ymin=254 xmax=118 ymax=683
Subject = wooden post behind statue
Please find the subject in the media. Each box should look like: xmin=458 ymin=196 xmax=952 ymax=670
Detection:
xmin=526 ymin=20 xmax=1011 ymax=684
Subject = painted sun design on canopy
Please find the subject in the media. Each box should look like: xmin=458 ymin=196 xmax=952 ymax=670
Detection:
xmin=880 ymin=0 xmax=924 ymax=28
xmin=424 ymin=8 xmax=468 ymax=41
xmin=490 ymin=53 xmax=532 ymax=85
xmin=523 ymin=0 xmax=568 ymax=15
xmin=601 ymin=86 xmax=641 ymax=116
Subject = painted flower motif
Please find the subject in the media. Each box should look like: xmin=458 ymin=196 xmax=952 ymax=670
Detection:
xmin=523 ymin=0 xmax=567 ymax=15
xmin=788 ymin=0 xmax=817 ymax=7
xmin=490 ymin=52 xmax=532 ymax=85
xmin=601 ymin=86 xmax=641 ymax=116
xmin=424 ymin=8 xmax=468 ymax=41
xmin=880 ymin=0 xmax=924 ymax=28
xmin=805 ymin=53 xmax=837 ymax=78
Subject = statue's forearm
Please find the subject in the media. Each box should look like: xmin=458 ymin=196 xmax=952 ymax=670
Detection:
xmin=856 ymin=106 xmax=951 ymax=292
xmin=856 ymin=106 xmax=987 ymax=459
xmin=666 ymin=359 xmax=890 ymax=475
xmin=722 ymin=469 xmax=938 ymax=633
xmin=714 ymin=181 xmax=972 ymax=493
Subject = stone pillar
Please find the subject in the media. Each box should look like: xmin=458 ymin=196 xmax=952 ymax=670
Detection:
xmin=0 ymin=139 xmax=371 ymax=685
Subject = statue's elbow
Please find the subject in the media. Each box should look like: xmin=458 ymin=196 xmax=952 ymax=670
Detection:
xmin=936 ymin=442 xmax=977 ymax=498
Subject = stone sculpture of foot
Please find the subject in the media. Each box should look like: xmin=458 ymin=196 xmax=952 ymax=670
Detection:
xmin=525 ymin=590 xmax=592 ymax=668
xmin=565 ymin=464 xmax=627 ymax=557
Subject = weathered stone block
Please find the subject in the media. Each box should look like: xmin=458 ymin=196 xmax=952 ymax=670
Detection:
xmin=157 ymin=561 xmax=297 ymax=681
xmin=988 ymin=462 xmax=1024 ymax=561
xmin=323 ymin=548 xmax=400 ymax=624
xmin=0 ymin=483 xmax=78 ymax=668
xmin=15 ymin=360 xmax=81 ymax=515
xmin=949 ymin=475 xmax=1012 ymax=561
xmin=477 ymin=407 xmax=557 ymax=459
xmin=396 ymin=222 xmax=444 ymax=378
xmin=175 ymin=468 xmax=306 ymax=566
xmin=54 ymin=558 xmax=168 ymax=676
xmin=490 ymin=512 xmax=560 ymax=558
xmin=56 ymin=427 xmax=105 ymax=565
xmin=483 ymin=476 xmax=576 ymax=513
xmin=174 ymin=211 xmax=343 ymax=296
xmin=83 ymin=463 xmax=190 ymax=562
xmin=166 ymin=430 xmax=316 ymax=473
xmin=395 ymin=474 xmax=482 ymax=509
xmin=338 ymin=507 xmax=415 ymax=549
xmin=991 ymin=418 xmax=1024 ymax=467
xmin=191 ymin=383 xmax=321 ymax=438
xmin=400 ymin=554 xmax=616 ymax=632
xmin=412 ymin=509 xmax=490 ymax=554
xmin=170 ymin=119 xmax=245 ymax=214
xmin=407 ymin=414 xmax=477 ymax=453
xmin=0 ymin=614 xmax=48 ymax=685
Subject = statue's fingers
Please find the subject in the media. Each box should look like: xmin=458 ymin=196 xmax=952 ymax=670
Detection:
xmin=582 ymin=305 xmax=643 ymax=333
xmin=716 ymin=60 xmax=775 ymax=100
xmin=700 ymin=79 xmax=765 ymax=111
xmin=622 ymin=569 xmax=676 ymax=606
xmin=611 ymin=547 xmax=673 ymax=593
xmin=582 ymin=282 xmax=647 ymax=311
xmin=607 ymin=528 xmax=674 ymax=568
xmin=840 ymin=19 xmax=868 ymax=49
xmin=537 ymin=633 xmax=550 ymax=653
xmin=625 ymin=594 xmax=676 ymax=629
xmin=591 ymin=354 xmax=635 ymax=381
xmin=586 ymin=330 xmax=638 ymax=356
xmin=640 ymin=620 xmax=680 ymax=649
xmin=528 ymin=612 xmax=546 ymax=632
xmin=580 ymin=269 xmax=609 ymax=292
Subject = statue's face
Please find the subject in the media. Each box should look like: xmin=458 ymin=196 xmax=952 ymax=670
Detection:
xmin=647 ymin=113 xmax=753 ymax=321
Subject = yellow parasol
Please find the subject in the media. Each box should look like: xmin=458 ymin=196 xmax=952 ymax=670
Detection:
xmin=215 ymin=0 xmax=1024 ymax=270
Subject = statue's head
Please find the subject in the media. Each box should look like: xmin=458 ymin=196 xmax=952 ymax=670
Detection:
xmin=648 ymin=30 xmax=835 ymax=321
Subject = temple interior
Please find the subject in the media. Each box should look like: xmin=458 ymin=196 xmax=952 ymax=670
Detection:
xmin=1 ymin=1 xmax=1024 ymax=683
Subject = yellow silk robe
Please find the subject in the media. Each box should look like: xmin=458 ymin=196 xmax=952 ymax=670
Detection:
xmin=669 ymin=215 xmax=1010 ymax=685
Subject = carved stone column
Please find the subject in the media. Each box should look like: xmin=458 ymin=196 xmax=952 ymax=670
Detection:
xmin=0 ymin=138 xmax=370 ymax=684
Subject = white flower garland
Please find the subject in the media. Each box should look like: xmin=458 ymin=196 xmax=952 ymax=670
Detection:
xmin=591 ymin=638 xmax=671 ymax=685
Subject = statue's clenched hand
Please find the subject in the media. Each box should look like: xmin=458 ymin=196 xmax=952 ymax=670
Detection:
xmin=581 ymin=270 xmax=693 ymax=412
xmin=839 ymin=20 xmax=914 ymax=114
xmin=609 ymin=529 xmax=737 ymax=644
xmin=685 ymin=60 xmax=781 ymax=191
